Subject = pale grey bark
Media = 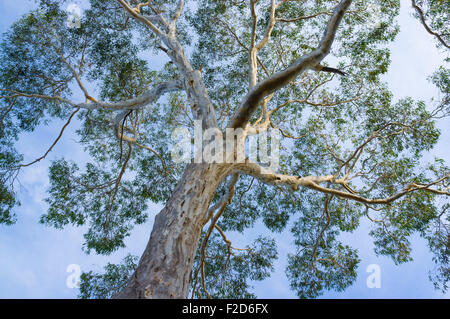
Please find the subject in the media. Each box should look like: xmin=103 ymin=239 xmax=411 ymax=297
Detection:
xmin=117 ymin=0 xmax=218 ymax=131
xmin=230 ymin=0 xmax=352 ymax=130
xmin=115 ymin=164 xmax=231 ymax=298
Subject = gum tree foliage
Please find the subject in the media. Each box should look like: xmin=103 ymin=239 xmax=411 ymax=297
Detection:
xmin=0 ymin=0 xmax=449 ymax=298
xmin=79 ymin=254 xmax=139 ymax=299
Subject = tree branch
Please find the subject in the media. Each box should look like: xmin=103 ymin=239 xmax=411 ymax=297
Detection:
xmin=117 ymin=0 xmax=218 ymax=129
xmin=230 ymin=0 xmax=352 ymax=129
xmin=2 ymin=80 xmax=182 ymax=112
xmin=411 ymin=0 xmax=449 ymax=49
xmin=14 ymin=107 xmax=80 ymax=169
xmin=192 ymin=174 xmax=240 ymax=299
xmin=116 ymin=0 xmax=164 ymax=36
xmin=234 ymin=161 xmax=449 ymax=205
xmin=77 ymin=80 xmax=183 ymax=110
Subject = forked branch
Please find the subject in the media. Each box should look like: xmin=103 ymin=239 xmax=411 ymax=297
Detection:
xmin=230 ymin=0 xmax=352 ymax=130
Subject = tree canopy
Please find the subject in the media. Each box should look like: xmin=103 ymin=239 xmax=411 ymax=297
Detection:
xmin=0 ymin=0 xmax=449 ymax=298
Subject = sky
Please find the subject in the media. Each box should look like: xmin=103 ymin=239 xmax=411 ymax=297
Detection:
xmin=0 ymin=0 xmax=448 ymax=299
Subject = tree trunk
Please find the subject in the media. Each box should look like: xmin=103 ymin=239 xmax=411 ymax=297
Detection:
xmin=114 ymin=163 xmax=229 ymax=298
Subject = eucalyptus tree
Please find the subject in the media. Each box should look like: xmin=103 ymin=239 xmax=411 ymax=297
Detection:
xmin=0 ymin=0 xmax=449 ymax=299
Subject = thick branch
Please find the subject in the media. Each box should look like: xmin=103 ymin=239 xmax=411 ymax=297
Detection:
xmin=77 ymin=80 xmax=183 ymax=110
xmin=276 ymin=11 xmax=331 ymax=23
xmin=15 ymin=107 xmax=80 ymax=168
xmin=117 ymin=0 xmax=218 ymax=129
xmin=234 ymin=161 xmax=450 ymax=205
xmin=230 ymin=0 xmax=352 ymax=129
xmin=116 ymin=0 xmax=164 ymax=36
xmin=171 ymin=0 xmax=184 ymax=28
xmin=2 ymin=80 xmax=182 ymax=111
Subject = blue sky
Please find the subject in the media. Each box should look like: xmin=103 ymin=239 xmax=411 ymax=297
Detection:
xmin=0 ymin=0 xmax=448 ymax=298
